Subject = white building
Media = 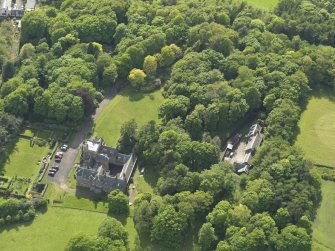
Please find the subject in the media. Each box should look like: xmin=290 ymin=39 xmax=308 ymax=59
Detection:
xmin=0 ymin=0 xmax=12 ymax=17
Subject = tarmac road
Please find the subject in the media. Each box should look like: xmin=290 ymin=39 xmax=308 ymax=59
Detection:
xmin=47 ymin=89 xmax=117 ymax=193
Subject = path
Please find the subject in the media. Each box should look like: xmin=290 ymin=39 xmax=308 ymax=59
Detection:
xmin=48 ymin=89 xmax=117 ymax=193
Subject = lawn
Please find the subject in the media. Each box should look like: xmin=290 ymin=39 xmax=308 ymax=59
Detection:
xmin=0 ymin=138 xmax=51 ymax=179
xmin=0 ymin=207 xmax=108 ymax=251
xmin=295 ymin=91 xmax=335 ymax=167
xmin=244 ymin=0 xmax=278 ymax=9
xmin=94 ymin=87 xmax=164 ymax=146
xmin=312 ymin=181 xmax=335 ymax=251
xmin=295 ymin=88 xmax=335 ymax=251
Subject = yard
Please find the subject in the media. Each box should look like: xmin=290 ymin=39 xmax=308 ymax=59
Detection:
xmin=94 ymin=87 xmax=164 ymax=146
xmin=295 ymin=88 xmax=335 ymax=251
xmin=0 ymin=207 xmax=108 ymax=251
xmin=0 ymin=137 xmax=51 ymax=179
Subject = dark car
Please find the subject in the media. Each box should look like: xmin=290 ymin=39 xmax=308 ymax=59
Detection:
xmin=52 ymin=165 xmax=59 ymax=170
xmin=48 ymin=171 xmax=55 ymax=177
xmin=39 ymin=167 xmax=45 ymax=173
xmin=55 ymin=158 xmax=61 ymax=163
xmin=51 ymin=168 xmax=58 ymax=173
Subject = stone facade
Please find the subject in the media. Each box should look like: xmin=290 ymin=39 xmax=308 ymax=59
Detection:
xmin=75 ymin=138 xmax=136 ymax=194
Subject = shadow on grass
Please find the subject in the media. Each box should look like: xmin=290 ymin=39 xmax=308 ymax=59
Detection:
xmin=142 ymin=166 xmax=160 ymax=189
xmin=0 ymin=218 xmax=34 ymax=233
xmin=310 ymin=85 xmax=335 ymax=102
xmin=0 ymin=137 xmax=20 ymax=176
xmin=119 ymin=86 xmax=160 ymax=103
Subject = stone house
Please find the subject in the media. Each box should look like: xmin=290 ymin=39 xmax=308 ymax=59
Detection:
xmin=75 ymin=138 xmax=137 ymax=194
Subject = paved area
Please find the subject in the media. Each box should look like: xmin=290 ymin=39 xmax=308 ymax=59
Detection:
xmin=228 ymin=141 xmax=247 ymax=164
xmin=47 ymin=89 xmax=117 ymax=193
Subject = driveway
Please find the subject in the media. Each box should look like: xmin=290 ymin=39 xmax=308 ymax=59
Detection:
xmin=47 ymin=89 xmax=117 ymax=193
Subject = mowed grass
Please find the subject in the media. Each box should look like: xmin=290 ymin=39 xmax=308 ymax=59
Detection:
xmin=295 ymin=93 xmax=335 ymax=167
xmin=295 ymin=89 xmax=335 ymax=251
xmin=0 ymin=138 xmax=51 ymax=179
xmin=312 ymin=181 xmax=335 ymax=251
xmin=244 ymin=0 xmax=278 ymax=9
xmin=0 ymin=207 xmax=108 ymax=251
xmin=94 ymin=87 xmax=164 ymax=146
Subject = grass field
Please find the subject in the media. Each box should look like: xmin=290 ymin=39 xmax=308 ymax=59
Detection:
xmin=94 ymin=87 xmax=164 ymax=146
xmin=244 ymin=0 xmax=278 ymax=9
xmin=312 ymin=181 xmax=335 ymax=251
xmin=0 ymin=207 xmax=108 ymax=251
xmin=295 ymin=88 xmax=335 ymax=251
xmin=296 ymin=91 xmax=335 ymax=167
xmin=0 ymin=138 xmax=51 ymax=179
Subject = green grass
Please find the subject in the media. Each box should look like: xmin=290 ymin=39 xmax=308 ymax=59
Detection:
xmin=94 ymin=87 xmax=164 ymax=146
xmin=244 ymin=0 xmax=278 ymax=9
xmin=295 ymin=91 xmax=335 ymax=167
xmin=0 ymin=138 xmax=51 ymax=179
xmin=295 ymin=88 xmax=335 ymax=251
xmin=0 ymin=207 xmax=109 ymax=251
xmin=312 ymin=181 xmax=335 ymax=251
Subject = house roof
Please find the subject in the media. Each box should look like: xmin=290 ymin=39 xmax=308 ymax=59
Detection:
xmin=246 ymin=133 xmax=263 ymax=152
xmin=26 ymin=0 xmax=36 ymax=10
xmin=248 ymin=123 xmax=262 ymax=137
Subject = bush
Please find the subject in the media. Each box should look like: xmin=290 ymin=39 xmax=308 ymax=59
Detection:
xmin=0 ymin=218 xmax=5 ymax=226
xmin=5 ymin=215 xmax=12 ymax=223
xmin=23 ymin=213 xmax=31 ymax=222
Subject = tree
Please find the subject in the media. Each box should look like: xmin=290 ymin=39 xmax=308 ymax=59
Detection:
xmin=4 ymin=88 xmax=29 ymax=116
xmin=117 ymin=119 xmax=137 ymax=154
xmin=128 ymin=69 xmax=146 ymax=89
xmin=274 ymin=208 xmax=290 ymax=229
xmin=66 ymin=233 xmax=96 ymax=251
xmin=143 ymin=55 xmax=157 ymax=76
xmin=96 ymin=53 xmax=112 ymax=78
xmin=108 ymin=189 xmax=129 ymax=215
xmin=67 ymin=96 xmax=84 ymax=122
xmin=102 ymin=64 xmax=118 ymax=87
xmin=158 ymin=95 xmax=190 ymax=120
xmin=98 ymin=218 xmax=128 ymax=247
xmin=74 ymin=14 xmax=117 ymax=44
xmin=277 ymin=225 xmax=312 ymax=251
xmin=19 ymin=43 xmax=35 ymax=60
xmin=198 ymin=222 xmax=216 ymax=250
xmin=160 ymin=45 xmax=175 ymax=67
xmin=0 ymin=77 xmax=24 ymax=98
xmin=21 ymin=10 xmax=48 ymax=44
xmin=151 ymin=205 xmax=188 ymax=248
xmin=2 ymin=61 xmax=15 ymax=82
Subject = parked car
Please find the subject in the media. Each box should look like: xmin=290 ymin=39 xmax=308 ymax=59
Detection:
xmin=55 ymin=154 xmax=63 ymax=159
xmin=55 ymin=158 xmax=61 ymax=163
xmin=48 ymin=171 xmax=55 ymax=177
xmin=39 ymin=167 xmax=45 ymax=173
xmin=60 ymin=145 xmax=69 ymax=151
xmin=52 ymin=164 xmax=60 ymax=169
xmin=51 ymin=168 xmax=58 ymax=172
xmin=56 ymin=152 xmax=64 ymax=157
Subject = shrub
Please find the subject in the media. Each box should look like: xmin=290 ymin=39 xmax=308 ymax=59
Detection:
xmin=23 ymin=213 xmax=30 ymax=221
xmin=5 ymin=215 xmax=12 ymax=223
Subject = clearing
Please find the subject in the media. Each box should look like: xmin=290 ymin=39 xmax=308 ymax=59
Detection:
xmin=295 ymin=91 xmax=335 ymax=167
xmin=0 ymin=207 xmax=108 ymax=251
xmin=244 ymin=0 xmax=278 ymax=9
xmin=295 ymin=88 xmax=335 ymax=251
xmin=94 ymin=87 xmax=164 ymax=146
